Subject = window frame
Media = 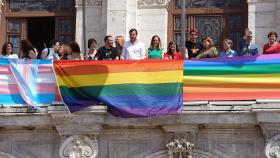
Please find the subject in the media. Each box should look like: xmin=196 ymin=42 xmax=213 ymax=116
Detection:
xmin=168 ymin=0 xmax=248 ymax=49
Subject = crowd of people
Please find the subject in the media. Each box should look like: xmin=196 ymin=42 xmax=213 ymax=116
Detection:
xmin=1 ymin=28 xmax=280 ymax=60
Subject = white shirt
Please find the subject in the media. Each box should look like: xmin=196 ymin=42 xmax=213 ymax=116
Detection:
xmin=41 ymin=48 xmax=60 ymax=60
xmin=121 ymin=40 xmax=146 ymax=60
xmin=0 ymin=54 xmax=18 ymax=59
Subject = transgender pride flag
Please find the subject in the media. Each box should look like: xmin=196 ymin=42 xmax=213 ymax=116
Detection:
xmin=0 ymin=59 xmax=57 ymax=106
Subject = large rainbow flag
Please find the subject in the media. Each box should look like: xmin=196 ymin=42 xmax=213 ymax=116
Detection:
xmin=54 ymin=60 xmax=183 ymax=118
xmin=183 ymin=54 xmax=280 ymax=101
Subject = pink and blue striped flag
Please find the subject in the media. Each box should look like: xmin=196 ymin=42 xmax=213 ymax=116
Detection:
xmin=0 ymin=59 xmax=57 ymax=106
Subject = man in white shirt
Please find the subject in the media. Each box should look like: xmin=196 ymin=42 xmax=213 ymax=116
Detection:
xmin=121 ymin=28 xmax=146 ymax=60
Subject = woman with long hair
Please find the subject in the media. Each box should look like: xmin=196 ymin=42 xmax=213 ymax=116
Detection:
xmin=196 ymin=37 xmax=218 ymax=59
xmin=115 ymin=36 xmax=125 ymax=60
xmin=20 ymin=39 xmax=37 ymax=59
xmin=69 ymin=41 xmax=84 ymax=60
xmin=58 ymin=44 xmax=72 ymax=60
xmin=87 ymin=38 xmax=98 ymax=60
xmin=1 ymin=42 xmax=18 ymax=58
xmin=163 ymin=41 xmax=182 ymax=60
xmin=148 ymin=35 xmax=164 ymax=59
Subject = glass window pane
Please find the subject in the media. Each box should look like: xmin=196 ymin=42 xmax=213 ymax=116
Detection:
xmin=7 ymin=19 xmax=22 ymax=33
xmin=227 ymin=32 xmax=242 ymax=51
xmin=58 ymin=19 xmax=73 ymax=34
xmin=195 ymin=16 xmax=222 ymax=45
xmin=174 ymin=32 xmax=182 ymax=46
xmin=174 ymin=32 xmax=188 ymax=48
xmin=176 ymin=0 xmax=243 ymax=8
xmin=8 ymin=0 xmax=75 ymax=12
xmin=174 ymin=0 xmax=181 ymax=9
xmin=227 ymin=16 xmax=242 ymax=29
xmin=191 ymin=0 xmax=242 ymax=8
xmin=59 ymin=36 xmax=73 ymax=44
xmin=174 ymin=15 xmax=188 ymax=30
xmin=8 ymin=35 xmax=21 ymax=55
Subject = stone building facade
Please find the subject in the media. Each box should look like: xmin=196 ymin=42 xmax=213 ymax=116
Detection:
xmin=0 ymin=102 xmax=279 ymax=158
xmin=0 ymin=0 xmax=280 ymax=158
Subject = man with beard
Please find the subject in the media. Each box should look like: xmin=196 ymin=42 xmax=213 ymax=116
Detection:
xmin=121 ymin=28 xmax=146 ymax=60
xmin=94 ymin=35 xmax=118 ymax=60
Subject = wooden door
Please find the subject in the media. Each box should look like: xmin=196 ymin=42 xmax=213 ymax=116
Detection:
xmin=168 ymin=0 xmax=248 ymax=50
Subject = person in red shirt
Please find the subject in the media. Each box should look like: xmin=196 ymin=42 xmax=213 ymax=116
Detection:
xmin=263 ymin=31 xmax=280 ymax=54
xmin=164 ymin=41 xmax=182 ymax=60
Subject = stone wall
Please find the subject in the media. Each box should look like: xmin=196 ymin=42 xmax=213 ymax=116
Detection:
xmin=247 ymin=0 xmax=280 ymax=53
xmin=75 ymin=0 xmax=170 ymax=53
xmin=77 ymin=0 xmax=280 ymax=54
xmin=0 ymin=102 xmax=279 ymax=158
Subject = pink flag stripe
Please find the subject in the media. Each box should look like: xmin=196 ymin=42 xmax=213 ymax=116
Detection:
xmin=0 ymin=83 xmax=57 ymax=94
xmin=0 ymin=65 xmax=53 ymax=75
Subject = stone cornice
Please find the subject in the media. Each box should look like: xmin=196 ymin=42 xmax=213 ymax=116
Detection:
xmin=247 ymin=0 xmax=275 ymax=3
xmin=138 ymin=0 xmax=170 ymax=9
xmin=0 ymin=0 xmax=4 ymax=15
xmin=75 ymin=0 xmax=102 ymax=8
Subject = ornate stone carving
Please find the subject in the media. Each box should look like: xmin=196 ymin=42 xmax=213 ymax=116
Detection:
xmin=166 ymin=139 xmax=195 ymax=158
xmin=0 ymin=152 xmax=17 ymax=158
xmin=266 ymin=134 xmax=280 ymax=158
xmin=59 ymin=135 xmax=98 ymax=158
xmin=138 ymin=0 xmax=170 ymax=8
xmin=0 ymin=0 xmax=4 ymax=15
xmin=75 ymin=0 xmax=102 ymax=7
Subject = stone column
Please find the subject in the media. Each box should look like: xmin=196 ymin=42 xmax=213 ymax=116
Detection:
xmin=247 ymin=0 xmax=277 ymax=53
xmin=106 ymin=0 xmax=137 ymax=40
xmin=163 ymin=125 xmax=197 ymax=158
xmin=137 ymin=0 xmax=170 ymax=50
xmin=75 ymin=0 xmax=103 ymax=51
xmin=0 ymin=0 xmax=4 ymax=22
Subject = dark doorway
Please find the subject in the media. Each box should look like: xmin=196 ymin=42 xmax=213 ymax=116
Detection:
xmin=27 ymin=17 xmax=55 ymax=52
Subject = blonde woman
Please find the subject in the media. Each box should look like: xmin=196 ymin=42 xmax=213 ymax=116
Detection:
xmin=59 ymin=44 xmax=72 ymax=60
xmin=115 ymin=36 xmax=125 ymax=60
xmin=148 ymin=35 xmax=164 ymax=59
xmin=196 ymin=37 xmax=218 ymax=59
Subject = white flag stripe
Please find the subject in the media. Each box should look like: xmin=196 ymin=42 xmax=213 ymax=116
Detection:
xmin=0 ymin=73 xmax=55 ymax=85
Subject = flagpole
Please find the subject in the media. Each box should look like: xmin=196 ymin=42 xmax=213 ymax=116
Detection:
xmin=82 ymin=0 xmax=87 ymax=59
xmin=181 ymin=0 xmax=186 ymax=59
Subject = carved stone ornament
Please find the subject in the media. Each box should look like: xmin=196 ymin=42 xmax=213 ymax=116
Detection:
xmin=265 ymin=134 xmax=280 ymax=158
xmin=166 ymin=139 xmax=195 ymax=158
xmin=75 ymin=0 xmax=102 ymax=7
xmin=0 ymin=0 xmax=4 ymax=15
xmin=59 ymin=135 xmax=98 ymax=158
xmin=138 ymin=0 xmax=170 ymax=8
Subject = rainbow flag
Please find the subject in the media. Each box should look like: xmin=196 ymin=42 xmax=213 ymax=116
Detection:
xmin=54 ymin=60 xmax=183 ymax=118
xmin=0 ymin=59 xmax=57 ymax=106
xmin=183 ymin=54 xmax=280 ymax=101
